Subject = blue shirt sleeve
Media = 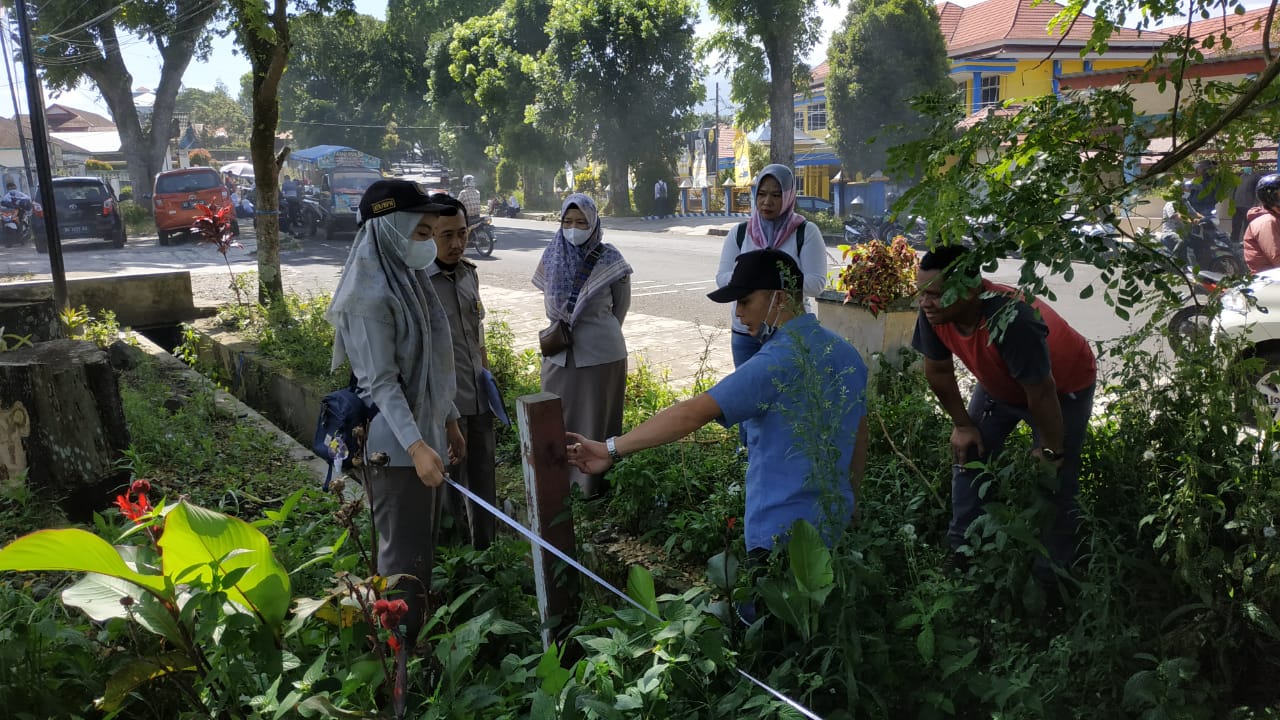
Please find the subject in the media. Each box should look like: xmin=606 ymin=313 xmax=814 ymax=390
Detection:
xmin=707 ymin=349 xmax=781 ymax=427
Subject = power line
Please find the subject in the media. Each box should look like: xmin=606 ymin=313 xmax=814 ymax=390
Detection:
xmin=278 ymin=119 xmax=471 ymax=130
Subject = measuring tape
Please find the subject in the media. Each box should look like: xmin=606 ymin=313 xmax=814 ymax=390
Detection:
xmin=442 ymin=475 xmax=825 ymax=720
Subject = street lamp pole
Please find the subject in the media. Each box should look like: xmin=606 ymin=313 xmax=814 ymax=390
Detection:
xmin=12 ymin=0 xmax=67 ymax=311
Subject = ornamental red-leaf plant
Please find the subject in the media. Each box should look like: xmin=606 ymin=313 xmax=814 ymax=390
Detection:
xmin=837 ymin=236 xmax=919 ymax=317
xmin=190 ymin=202 xmax=246 ymax=305
xmin=372 ymin=597 xmax=409 ymax=718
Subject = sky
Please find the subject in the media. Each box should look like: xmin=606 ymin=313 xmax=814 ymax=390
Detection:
xmin=29 ymin=0 xmax=852 ymax=119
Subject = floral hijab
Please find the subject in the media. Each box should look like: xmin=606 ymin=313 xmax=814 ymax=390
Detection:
xmin=532 ymin=193 xmax=633 ymax=325
xmin=747 ymin=163 xmax=807 ymax=250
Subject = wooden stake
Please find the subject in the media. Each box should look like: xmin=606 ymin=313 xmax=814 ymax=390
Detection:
xmin=516 ymin=392 xmax=580 ymax=652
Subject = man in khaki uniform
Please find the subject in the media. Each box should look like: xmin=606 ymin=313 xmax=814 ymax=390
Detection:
xmin=425 ymin=193 xmax=497 ymax=550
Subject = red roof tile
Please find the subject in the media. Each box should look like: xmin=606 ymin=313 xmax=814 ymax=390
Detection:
xmin=938 ymin=0 xmax=1160 ymax=55
xmin=1185 ymin=5 xmax=1276 ymax=55
xmin=810 ymin=61 xmax=830 ymax=86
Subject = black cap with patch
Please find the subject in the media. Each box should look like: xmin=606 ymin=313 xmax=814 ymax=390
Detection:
xmin=357 ymin=179 xmax=458 ymax=226
xmin=707 ymin=248 xmax=801 ymax=303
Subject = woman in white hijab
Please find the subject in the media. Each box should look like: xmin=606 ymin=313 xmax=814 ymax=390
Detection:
xmin=325 ymin=179 xmax=465 ymax=647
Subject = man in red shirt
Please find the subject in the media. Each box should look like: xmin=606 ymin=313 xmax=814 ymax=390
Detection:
xmin=1243 ymin=173 xmax=1280 ymax=274
xmin=912 ymin=245 xmax=1096 ymax=577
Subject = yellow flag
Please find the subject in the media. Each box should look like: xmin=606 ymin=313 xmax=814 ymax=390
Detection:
xmin=733 ymin=129 xmax=751 ymax=186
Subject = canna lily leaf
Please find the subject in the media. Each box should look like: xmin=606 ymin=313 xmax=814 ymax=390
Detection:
xmin=62 ymin=572 xmax=185 ymax=644
xmin=96 ymin=652 xmax=196 ymax=712
xmin=159 ymin=501 xmax=291 ymax=629
xmin=0 ymin=528 xmax=167 ymax=594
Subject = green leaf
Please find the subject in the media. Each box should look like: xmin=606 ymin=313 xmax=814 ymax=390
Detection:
xmin=626 ymin=565 xmax=659 ymax=617
xmin=158 ymin=501 xmax=291 ymax=629
xmin=917 ymin=624 xmax=935 ymax=663
xmin=0 ymin=529 xmax=167 ymax=594
xmin=788 ymin=520 xmax=833 ymax=595
xmin=614 ymin=694 xmax=643 ymax=710
xmin=1242 ymin=603 xmax=1280 ymax=640
xmin=62 ymin=573 xmax=185 ymax=644
xmin=96 ymin=652 xmax=196 ymax=711
xmin=706 ymin=550 xmax=738 ymax=592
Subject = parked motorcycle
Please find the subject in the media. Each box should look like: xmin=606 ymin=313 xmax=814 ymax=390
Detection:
xmin=1167 ymin=269 xmax=1225 ymax=356
xmin=0 ymin=198 xmax=31 ymax=247
xmin=468 ymin=216 xmax=496 ymax=257
xmin=283 ymin=189 xmax=328 ymax=238
xmin=1162 ymin=212 xmax=1246 ymax=276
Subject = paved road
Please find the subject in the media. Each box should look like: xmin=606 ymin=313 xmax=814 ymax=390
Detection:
xmin=0 ymin=216 xmax=1152 ymax=385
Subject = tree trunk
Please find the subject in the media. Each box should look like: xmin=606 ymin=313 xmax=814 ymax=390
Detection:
xmin=236 ymin=0 xmax=292 ymax=305
xmin=606 ymin=152 xmax=631 ymax=216
xmin=764 ymin=38 xmax=796 ymax=168
xmin=80 ymin=10 xmax=216 ymax=195
xmin=0 ymin=340 xmax=130 ymax=498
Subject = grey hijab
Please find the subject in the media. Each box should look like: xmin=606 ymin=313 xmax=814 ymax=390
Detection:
xmin=326 ymin=212 xmax=456 ymax=434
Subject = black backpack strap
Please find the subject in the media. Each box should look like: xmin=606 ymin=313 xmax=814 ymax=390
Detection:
xmin=737 ymin=220 xmax=807 ymax=254
xmin=735 ymin=221 xmax=747 ymax=250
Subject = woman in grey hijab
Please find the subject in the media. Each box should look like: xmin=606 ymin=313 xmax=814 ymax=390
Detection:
xmin=325 ymin=179 xmax=465 ymax=647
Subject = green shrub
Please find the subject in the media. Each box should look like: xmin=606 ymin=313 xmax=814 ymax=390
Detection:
xmin=84 ymin=158 xmax=112 ymax=171
xmin=117 ymin=199 xmax=154 ymax=235
xmin=809 ymin=209 xmax=844 ymax=235
xmin=188 ymin=149 xmax=213 ymax=167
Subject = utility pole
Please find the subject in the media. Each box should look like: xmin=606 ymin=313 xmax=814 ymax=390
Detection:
xmin=0 ymin=9 xmax=33 ymax=189
xmin=13 ymin=0 xmax=66 ymax=310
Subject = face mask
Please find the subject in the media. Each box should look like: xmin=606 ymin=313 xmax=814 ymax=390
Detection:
xmin=403 ymin=238 xmax=438 ymax=269
xmin=563 ymin=227 xmax=589 ymax=246
xmin=757 ymin=292 xmax=780 ymax=343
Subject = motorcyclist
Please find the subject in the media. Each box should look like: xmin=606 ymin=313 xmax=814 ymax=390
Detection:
xmin=281 ymin=174 xmax=301 ymax=229
xmin=1243 ymin=173 xmax=1280 ymax=273
xmin=459 ymin=175 xmax=484 ymax=227
xmin=3 ymin=182 xmax=31 ymax=207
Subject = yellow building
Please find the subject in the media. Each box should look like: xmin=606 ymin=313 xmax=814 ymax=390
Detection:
xmin=936 ymin=0 xmax=1164 ymax=117
xmin=792 ymin=61 xmax=839 ymax=202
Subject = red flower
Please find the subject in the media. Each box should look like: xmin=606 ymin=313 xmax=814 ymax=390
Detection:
xmin=115 ymin=479 xmax=153 ymax=523
xmin=373 ymin=598 xmax=409 ymax=631
xmin=727 ymin=517 xmax=737 ymax=530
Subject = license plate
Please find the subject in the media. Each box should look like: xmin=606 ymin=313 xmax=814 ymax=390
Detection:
xmin=63 ymin=224 xmax=90 ymax=234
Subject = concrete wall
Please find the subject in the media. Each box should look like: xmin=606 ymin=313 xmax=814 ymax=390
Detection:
xmin=0 ymin=270 xmax=207 ymax=328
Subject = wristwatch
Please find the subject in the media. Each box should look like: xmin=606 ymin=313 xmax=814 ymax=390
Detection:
xmin=606 ymin=436 xmax=622 ymax=462
xmin=1040 ymin=447 xmax=1064 ymax=461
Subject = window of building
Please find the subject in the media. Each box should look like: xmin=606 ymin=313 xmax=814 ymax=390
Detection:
xmin=979 ymin=75 xmax=1001 ymax=108
xmin=794 ymin=109 xmax=806 ymax=130
xmin=809 ymin=102 xmax=827 ymax=131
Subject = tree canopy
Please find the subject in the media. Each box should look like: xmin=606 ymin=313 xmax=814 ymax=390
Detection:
xmin=894 ymin=0 xmax=1280 ymax=316
xmin=28 ymin=0 xmax=221 ymax=191
xmin=176 ymin=82 xmax=250 ymax=146
xmin=704 ymin=0 xmax=824 ymax=166
xmin=826 ymin=0 xmax=952 ymax=179
xmin=533 ymin=0 xmax=702 ymax=213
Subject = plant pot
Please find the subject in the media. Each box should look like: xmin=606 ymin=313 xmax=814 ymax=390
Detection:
xmin=814 ymin=289 xmax=918 ymax=368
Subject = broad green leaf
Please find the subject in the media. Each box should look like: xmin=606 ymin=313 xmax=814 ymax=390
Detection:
xmin=626 ymin=565 xmax=659 ymax=617
xmin=917 ymin=625 xmax=935 ymax=663
xmin=706 ymin=550 xmax=738 ymax=592
xmin=62 ymin=572 xmax=185 ymax=643
xmin=788 ymin=521 xmax=833 ymax=595
xmin=159 ymin=501 xmax=291 ymax=629
xmin=0 ymin=529 xmax=167 ymax=594
xmin=96 ymin=652 xmax=196 ymax=711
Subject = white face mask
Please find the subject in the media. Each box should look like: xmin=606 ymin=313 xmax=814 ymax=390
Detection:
xmin=403 ymin=238 xmax=438 ymax=269
xmin=757 ymin=292 xmax=781 ymax=342
xmin=563 ymin=227 xmax=590 ymax=246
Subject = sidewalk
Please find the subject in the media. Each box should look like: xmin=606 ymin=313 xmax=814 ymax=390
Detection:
xmin=479 ymin=285 xmax=733 ymax=388
xmin=518 ymin=210 xmax=741 ymax=238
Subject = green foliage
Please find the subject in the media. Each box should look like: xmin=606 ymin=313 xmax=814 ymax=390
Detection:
xmin=117 ymin=199 xmax=155 ymax=236
xmin=176 ymin=82 xmax=250 ymax=147
xmin=59 ymin=305 xmax=127 ymax=348
xmin=84 ymin=158 xmax=112 ymax=171
xmin=213 ymin=291 xmax=346 ymax=388
xmin=533 ymin=0 xmax=702 ymax=213
xmin=808 ymin=209 xmax=843 ymax=234
xmin=826 ymin=0 xmax=954 ymax=179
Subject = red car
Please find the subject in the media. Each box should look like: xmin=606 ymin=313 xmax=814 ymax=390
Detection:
xmin=152 ymin=167 xmax=239 ymax=245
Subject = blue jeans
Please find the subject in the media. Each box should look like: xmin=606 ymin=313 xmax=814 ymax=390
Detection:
xmin=949 ymin=383 xmax=1095 ymax=573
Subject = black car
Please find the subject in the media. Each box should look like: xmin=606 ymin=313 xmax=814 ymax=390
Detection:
xmin=32 ymin=176 xmax=126 ymax=253
xmin=795 ymin=195 xmax=834 ymax=214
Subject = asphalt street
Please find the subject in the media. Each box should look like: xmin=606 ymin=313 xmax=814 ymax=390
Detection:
xmin=0 ymin=215 xmax=1152 ymax=384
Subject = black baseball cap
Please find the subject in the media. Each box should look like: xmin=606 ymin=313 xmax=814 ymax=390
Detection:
xmin=358 ymin=179 xmax=458 ymax=226
xmin=707 ymin=249 xmax=801 ymax=303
